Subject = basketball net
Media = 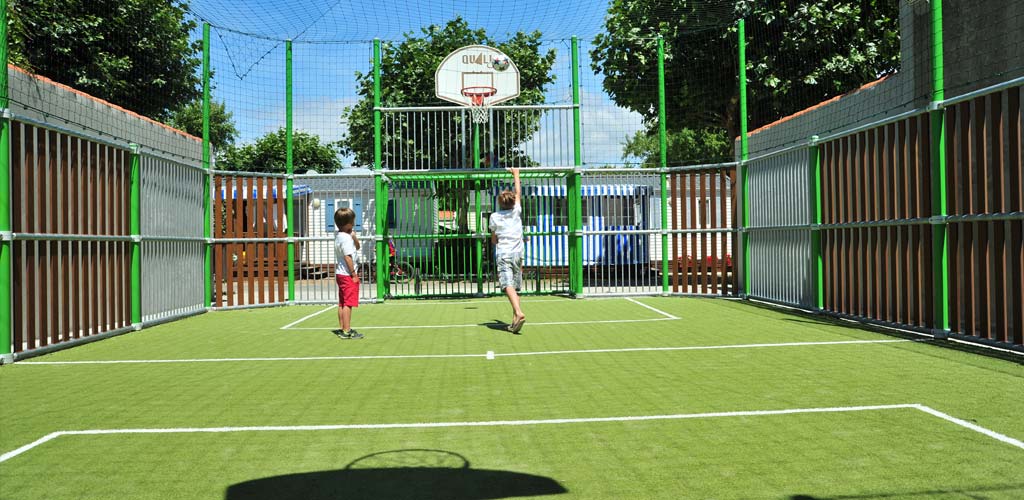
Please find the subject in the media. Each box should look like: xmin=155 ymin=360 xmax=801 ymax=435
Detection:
xmin=462 ymin=86 xmax=495 ymax=124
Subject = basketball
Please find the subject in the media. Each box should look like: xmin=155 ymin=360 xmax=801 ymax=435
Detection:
xmin=492 ymin=56 xmax=510 ymax=72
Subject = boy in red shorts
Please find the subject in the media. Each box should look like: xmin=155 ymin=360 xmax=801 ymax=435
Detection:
xmin=334 ymin=208 xmax=364 ymax=339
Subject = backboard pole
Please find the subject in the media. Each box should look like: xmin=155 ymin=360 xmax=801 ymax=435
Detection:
xmin=657 ymin=35 xmax=670 ymax=294
xmin=569 ymin=36 xmax=583 ymax=296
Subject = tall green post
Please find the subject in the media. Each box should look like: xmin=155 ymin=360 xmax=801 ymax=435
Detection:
xmin=737 ymin=18 xmax=750 ymax=297
xmin=129 ymin=144 xmax=142 ymax=326
xmin=929 ymin=0 xmax=949 ymax=333
xmin=569 ymin=36 xmax=583 ymax=296
xmin=286 ymin=40 xmax=295 ymax=302
xmin=373 ymin=39 xmax=388 ymax=300
xmin=202 ymin=22 xmax=213 ymax=307
xmin=0 ymin=0 xmax=12 ymax=360
xmin=657 ymin=35 xmax=669 ymax=293
xmin=809 ymin=137 xmax=823 ymax=310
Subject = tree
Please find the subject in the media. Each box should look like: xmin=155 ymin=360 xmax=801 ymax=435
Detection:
xmin=9 ymin=0 xmax=201 ymax=120
xmin=218 ymin=129 xmax=341 ymax=174
xmin=591 ymin=0 xmax=900 ymax=164
xmin=167 ymin=99 xmax=239 ymax=150
xmin=338 ymin=17 xmax=557 ymax=169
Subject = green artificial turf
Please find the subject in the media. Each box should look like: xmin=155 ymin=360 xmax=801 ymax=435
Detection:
xmin=1 ymin=297 xmax=1022 ymax=499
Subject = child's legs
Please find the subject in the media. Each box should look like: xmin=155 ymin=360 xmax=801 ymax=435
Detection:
xmin=497 ymin=252 xmax=525 ymax=320
xmin=341 ymin=306 xmax=353 ymax=331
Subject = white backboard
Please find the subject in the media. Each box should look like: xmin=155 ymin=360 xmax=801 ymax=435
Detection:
xmin=435 ymin=45 xmax=520 ymax=106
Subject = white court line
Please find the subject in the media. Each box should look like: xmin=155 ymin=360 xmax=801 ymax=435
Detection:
xmin=626 ymin=297 xmax=679 ymax=320
xmin=4 ymin=403 xmax=1021 ymax=464
xmin=17 ymin=339 xmax=912 ymax=365
xmin=280 ymin=306 xmax=335 ymax=330
xmin=287 ymin=317 xmax=677 ymax=330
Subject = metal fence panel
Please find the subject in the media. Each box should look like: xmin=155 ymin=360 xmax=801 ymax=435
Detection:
xmin=140 ymin=155 xmax=205 ymax=322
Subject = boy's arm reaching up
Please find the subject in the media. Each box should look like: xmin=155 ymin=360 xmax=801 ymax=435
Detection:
xmin=509 ymin=167 xmax=521 ymax=206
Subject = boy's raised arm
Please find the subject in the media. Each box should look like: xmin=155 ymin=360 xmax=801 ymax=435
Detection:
xmin=509 ymin=167 xmax=521 ymax=205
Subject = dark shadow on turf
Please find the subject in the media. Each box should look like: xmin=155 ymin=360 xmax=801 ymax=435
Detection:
xmin=482 ymin=319 xmax=512 ymax=332
xmin=225 ymin=449 xmax=567 ymax=500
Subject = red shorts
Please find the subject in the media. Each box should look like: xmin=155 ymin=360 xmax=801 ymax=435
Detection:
xmin=336 ymin=274 xmax=360 ymax=308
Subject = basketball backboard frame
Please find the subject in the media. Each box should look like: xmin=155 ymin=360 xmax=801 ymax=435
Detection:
xmin=435 ymin=45 xmax=520 ymax=107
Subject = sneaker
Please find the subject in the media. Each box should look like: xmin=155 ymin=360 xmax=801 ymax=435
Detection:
xmin=339 ymin=329 xmax=364 ymax=340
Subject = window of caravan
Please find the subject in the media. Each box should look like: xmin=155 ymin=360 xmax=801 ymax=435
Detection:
xmin=552 ymin=198 xmax=589 ymax=226
xmin=605 ymin=196 xmax=636 ymax=227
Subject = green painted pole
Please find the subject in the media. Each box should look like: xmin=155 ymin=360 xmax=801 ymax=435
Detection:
xmin=373 ymin=39 xmax=387 ymax=300
xmin=657 ymin=35 xmax=669 ymax=293
xmin=570 ymin=36 xmax=583 ymax=296
xmin=809 ymin=137 xmax=823 ymax=310
xmin=738 ymin=18 xmax=750 ymax=297
xmin=930 ymin=0 xmax=949 ymax=333
xmin=129 ymin=144 xmax=142 ymax=325
xmin=0 ymin=0 xmax=12 ymax=360
xmin=286 ymin=40 xmax=295 ymax=302
xmin=202 ymin=23 xmax=213 ymax=307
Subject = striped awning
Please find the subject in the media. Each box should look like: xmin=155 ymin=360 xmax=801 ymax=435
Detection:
xmin=219 ymin=184 xmax=313 ymax=199
xmin=493 ymin=184 xmax=648 ymax=197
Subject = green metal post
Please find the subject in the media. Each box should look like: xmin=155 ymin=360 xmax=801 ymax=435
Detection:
xmin=202 ymin=23 xmax=213 ymax=307
xmin=286 ymin=40 xmax=295 ymax=302
xmin=569 ymin=36 xmax=583 ymax=296
xmin=0 ymin=0 xmax=12 ymax=359
xmin=373 ymin=39 xmax=387 ymax=300
xmin=809 ymin=137 xmax=823 ymax=310
xmin=738 ymin=18 xmax=750 ymax=297
xmin=657 ymin=35 xmax=669 ymax=293
xmin=930 ymin=0 xmax=949 ymax=333
xmin=129 ymin=144 xmax=142 ymax=325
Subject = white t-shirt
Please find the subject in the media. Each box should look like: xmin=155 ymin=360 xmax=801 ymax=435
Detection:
xmin=489 ymin=202 xmax=523 ymax=256
xmin=335 ymin=232 xmax=357 ymax=276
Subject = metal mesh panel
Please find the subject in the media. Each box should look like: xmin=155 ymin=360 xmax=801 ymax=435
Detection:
xmin=747 ymin=149 xmax=814 ymax=306
xmin=292 ymin=173 xmax=378 ymax=303
xmin=140 ymin=156 xmax=206 ymax=322
xmin=579 ymin=171 xmax=661 ymax=296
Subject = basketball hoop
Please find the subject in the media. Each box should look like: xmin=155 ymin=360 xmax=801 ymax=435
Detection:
xmin=462 ymin=86 xmax=496 ymax=124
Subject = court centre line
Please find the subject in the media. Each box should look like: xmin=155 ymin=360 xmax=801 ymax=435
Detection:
xmin=17 ymin=339 xmax=912 ymax=366
xmin=626 ymin=297 xmax=679 ymax=320
xmin=280 ymin=306 xmax=336 ymax=330
xmin=4 ymin=403 xmax=1021 ymax=464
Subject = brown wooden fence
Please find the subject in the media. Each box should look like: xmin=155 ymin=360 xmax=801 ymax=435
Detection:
xmin=211 ymin=175 xmax=289 ymax=307
xmin=820 ymin=115 xmax=935 ymax=329
xmin=669 ymin=168 xmax=738 ymax=295
xmin=10 ymin=122 xmax=131 ymax=353
xmin=946 ymin=88 xmax=1023 ymax=346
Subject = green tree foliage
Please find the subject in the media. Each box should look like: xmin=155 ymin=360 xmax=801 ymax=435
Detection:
xmin=219 ymin=129 xmax=341 ymax=174
xmin=592 ymin=0 xmax=900 ymax=164
xmin=338 ymin=17 xmax=557 ymax=169
xmin=167 ymin=100 xmax=239 ymax=150
xmin=8 ymin=0 xmax=201 ymax=120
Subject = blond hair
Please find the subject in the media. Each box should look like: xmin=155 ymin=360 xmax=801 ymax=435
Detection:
xmin=497 ymin=190 xmax=516 ymax=210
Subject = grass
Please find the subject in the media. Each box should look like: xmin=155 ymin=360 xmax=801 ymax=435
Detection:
xmin=1 ymin=296 xmax=1022 ymax=499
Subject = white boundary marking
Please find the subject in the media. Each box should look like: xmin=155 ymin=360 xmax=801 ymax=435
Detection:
xmin=626 ymin=297 xmax=679 ymax=320
xmin=280 ymin=306 xmax=335 ymax=330
xmin=16 ymin=339 xmax=913 ymax=365
xmin=3 ymin=403 xmax=1021 ymax=464
xmin=280 ymin=297 xmax=657 ymax=331
xmin=287 ymin=317 xmax=677 ymax=330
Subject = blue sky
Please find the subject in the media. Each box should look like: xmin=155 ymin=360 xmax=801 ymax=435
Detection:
xmin=187 ymin=0 xmax=646 ymax=168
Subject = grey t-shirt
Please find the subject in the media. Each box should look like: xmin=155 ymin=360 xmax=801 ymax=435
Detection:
xmin=489 ymin=202 xmax=523 ymax=256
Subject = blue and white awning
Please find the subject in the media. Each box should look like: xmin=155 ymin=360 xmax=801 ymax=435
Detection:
xmin=219 ymin=184 xmax=313 ymax=199
xmin=492 ymin=184 xmax=648 ymax=197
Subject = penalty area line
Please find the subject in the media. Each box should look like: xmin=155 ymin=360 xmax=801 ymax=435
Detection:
xmin=4 ymin=404 xmax=1021 ymax=464
xmin=280 ymin=306 xmax=336 ymax=330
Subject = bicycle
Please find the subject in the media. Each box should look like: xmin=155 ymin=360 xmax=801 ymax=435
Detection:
xmin=359 ymin=237 xmax=418 ymax=284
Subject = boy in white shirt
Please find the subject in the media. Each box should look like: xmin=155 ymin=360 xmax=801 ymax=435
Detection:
xmin=489 ymin=167 xmax=526 ymax=333
xmin=334 ymin=208 xmax=363 ymax=339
